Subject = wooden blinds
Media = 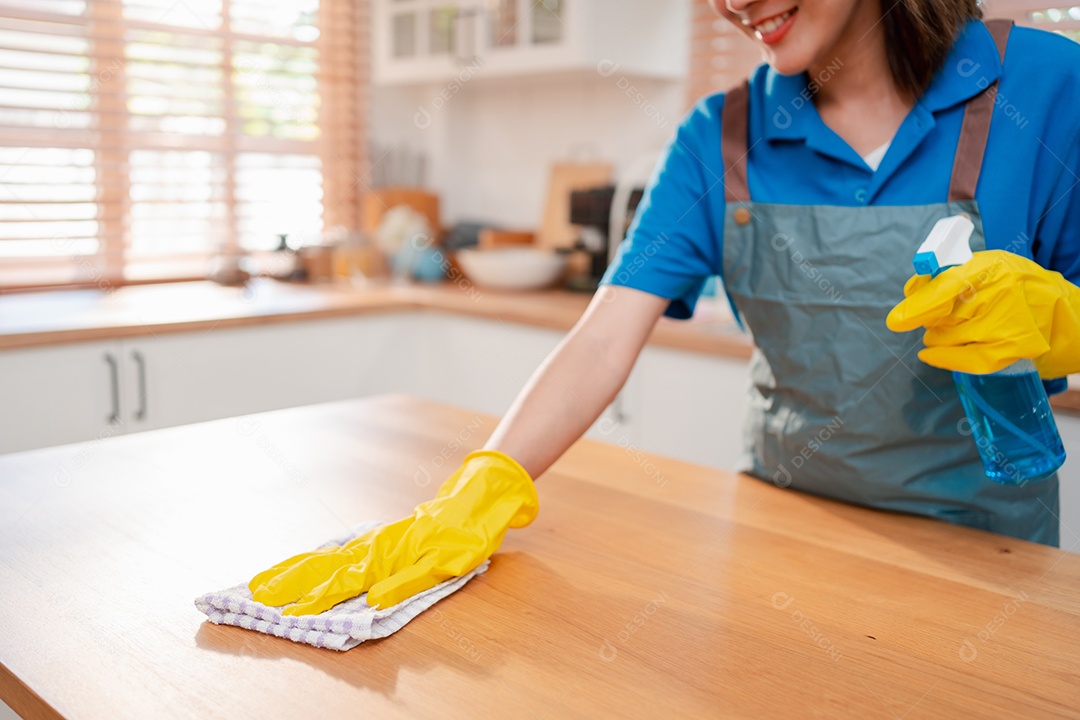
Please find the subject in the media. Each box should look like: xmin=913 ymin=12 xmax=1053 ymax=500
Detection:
xmin=0 ymin=0 xmax=368 ymax=290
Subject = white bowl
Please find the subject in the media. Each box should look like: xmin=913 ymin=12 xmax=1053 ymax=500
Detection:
xmin=455 ymin=248 xmax=568 ymax=291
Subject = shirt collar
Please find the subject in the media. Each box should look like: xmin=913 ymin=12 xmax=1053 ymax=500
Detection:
xmin=761 ymin=18 xmax=1002 ymax=143
xmin=920 ymin=18 xmax=1003 ymax=112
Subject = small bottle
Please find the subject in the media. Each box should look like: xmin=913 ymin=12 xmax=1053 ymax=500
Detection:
xmin=271 ymin=233 xmax=300 ymax=281
xmin=953 ymin=359 xmax=1066 ymax=483
xmin=912 ymin=215 xmax=1066 ymax=485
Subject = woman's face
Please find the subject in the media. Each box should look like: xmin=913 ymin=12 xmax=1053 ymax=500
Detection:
xmin=711 ymin=0 xmax=878 ymax=76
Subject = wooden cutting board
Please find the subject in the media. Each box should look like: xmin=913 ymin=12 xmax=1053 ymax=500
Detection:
xmin=536 ymin=162 xmax=613 ymax=249
xmin=360 ymin=187 xmax=441 ymax=236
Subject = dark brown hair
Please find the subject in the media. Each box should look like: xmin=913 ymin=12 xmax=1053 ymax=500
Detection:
xmin=882 ymin=0 xmax=983 ymax=98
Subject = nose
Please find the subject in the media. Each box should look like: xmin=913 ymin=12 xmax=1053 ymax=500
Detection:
xmin=725 ymin=0 xmax=756 ymax=11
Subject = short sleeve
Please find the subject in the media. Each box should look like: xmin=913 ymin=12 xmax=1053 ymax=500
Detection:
xmin=1031 ymin=115 xmax=1080 ymax=393
xmin=1032 ymin=130 xmax=1080 ymax=286
xmin=600 ymin=96 xmax=723 ymax=320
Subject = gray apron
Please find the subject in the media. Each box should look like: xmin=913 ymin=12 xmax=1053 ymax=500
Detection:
xmin=719 ymin=19 xmax=1059 ymax=546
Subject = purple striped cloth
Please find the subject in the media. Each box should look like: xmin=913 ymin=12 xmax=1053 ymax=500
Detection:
xmin=195 ymin=522 xmax=489 ymax=651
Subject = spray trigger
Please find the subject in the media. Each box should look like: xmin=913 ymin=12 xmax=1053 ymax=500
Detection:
xmin=912 ymin=214 xmax=975 ymax=278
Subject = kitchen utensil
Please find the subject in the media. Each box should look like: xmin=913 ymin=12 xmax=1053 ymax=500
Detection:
xmin=299 ymin=245 xmax=335 ymax=283
xmin=444 ymin=221 xmax=486 ymax=251
xmin=455 ymin=247 xmax=568 ymax=290
xmin=561 ymin=185 xmax=645 ymax=292
xmin=537 ymin=162 xmax=613 ymax=250
xmin=478 ymin=229 xmax=535 ymax=248
xmin=361 ymin=187 xmax=441 ymax=238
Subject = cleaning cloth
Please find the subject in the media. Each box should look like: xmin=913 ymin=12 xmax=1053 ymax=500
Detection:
xmin=195 ymin=522 xmax=488 ymax=651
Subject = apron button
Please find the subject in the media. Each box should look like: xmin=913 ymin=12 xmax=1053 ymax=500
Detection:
xmin=734 ymin=207 xmax=752 ymax=225
xmin=854 ymin=188 xmax=869 ymax=204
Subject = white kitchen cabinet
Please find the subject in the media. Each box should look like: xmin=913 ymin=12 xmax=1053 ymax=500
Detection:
xmin=0 ymin=315 xmax=417 ymax=455
xmin=0 ymin=339 xmax=125 ymax=455
xmin=118 ymin=314 xmax=416 ymax=433
xmin=397 ymin=313 xmax=743 ymax=467
xmin=402 ymin=311 xmax=635 ymax=444
xmin=373 ymin=0 xmax=690 ymax=86
xmin=406 ymin=311 xmax=560 ymax=415
xmin=386 ymin=313 xmax=751 ymax=465
xmin=631 ymin=344 xmax=751 ymax=470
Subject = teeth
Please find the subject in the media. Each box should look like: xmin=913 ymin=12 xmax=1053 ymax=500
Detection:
xmin=755 ymin=10 xmax=792 ymax=36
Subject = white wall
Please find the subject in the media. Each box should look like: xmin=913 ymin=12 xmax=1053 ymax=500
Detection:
xmin=1057 ymin=413 xmax=1080 ymax=552
xmin=370 ymin=71 xmax=685 ymax=228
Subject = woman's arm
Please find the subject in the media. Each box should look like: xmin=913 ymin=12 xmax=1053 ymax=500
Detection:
xmin=485 ymin=284 xmax=669 ymax=478
xmin=250 ymin=284 xmax=671 ymax=611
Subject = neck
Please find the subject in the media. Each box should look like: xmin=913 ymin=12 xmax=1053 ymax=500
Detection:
xmin=811 ymin=3 xmax=910 ymax=112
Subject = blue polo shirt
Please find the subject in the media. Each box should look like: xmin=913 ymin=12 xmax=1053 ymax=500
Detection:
xmin=602 ymin=19 xmax=1080 ymax=388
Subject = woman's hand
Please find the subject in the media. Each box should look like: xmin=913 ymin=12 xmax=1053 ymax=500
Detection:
xmin=248 ymin=450 xmax=539 ymax=614
xmin=887 ymin=250 xmax=1080 ymax=378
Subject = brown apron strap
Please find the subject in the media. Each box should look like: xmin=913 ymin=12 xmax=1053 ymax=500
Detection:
xmin=722 ymin=19 xmax=1011 ymax=205
xmin=721 ymin=80 xmax=751 ymax=203
xmin=948 ymin=19 xmax=1013 ymax=202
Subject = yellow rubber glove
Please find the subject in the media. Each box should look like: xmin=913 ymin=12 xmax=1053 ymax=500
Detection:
xmin=248 ymin=449 xmax=539 ymax=615
xmin=886 ymin=250 xmax=1080 ymax=378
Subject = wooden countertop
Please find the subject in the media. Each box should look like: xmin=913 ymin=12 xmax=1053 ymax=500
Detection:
xmin=3 ymin=279 xmax=1078 ymax=413
xmin=0 ymin=279 xmax=752 ymax=360
xmin=1 ymin=395 xmax=1078 ymax=719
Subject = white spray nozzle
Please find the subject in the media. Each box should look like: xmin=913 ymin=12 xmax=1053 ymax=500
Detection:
xmin=913 ymin=214 xmax=975 ymax=278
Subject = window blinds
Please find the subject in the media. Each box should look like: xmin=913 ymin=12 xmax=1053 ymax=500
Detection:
xmin=0 ymin=0 xmax=367 ymax=290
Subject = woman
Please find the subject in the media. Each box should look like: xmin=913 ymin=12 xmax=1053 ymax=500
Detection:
xmin=250 ymin=0 xmax=1080 ymax=615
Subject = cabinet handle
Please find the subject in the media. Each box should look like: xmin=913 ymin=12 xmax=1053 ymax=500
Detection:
xmin=104 ymin=353 xmax=120 ymax=425
xmin=131 ymin=350 xmax=147 ymax=421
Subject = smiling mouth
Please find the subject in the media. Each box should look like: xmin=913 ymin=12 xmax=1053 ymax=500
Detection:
xmin=747 ymin=8 xmax=796 ymax=35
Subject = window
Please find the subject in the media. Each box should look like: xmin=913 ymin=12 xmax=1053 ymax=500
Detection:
xmin=0 ymin=0 xmax=367 ymax=290
xmin=684 ymin=0 xmax=761 ymax=108
xmin=985 ymin=1 xmax=1080 ymax=42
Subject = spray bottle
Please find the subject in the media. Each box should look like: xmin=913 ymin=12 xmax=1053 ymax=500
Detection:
xmin=912 ymin=215 xmax=1066 ymax=485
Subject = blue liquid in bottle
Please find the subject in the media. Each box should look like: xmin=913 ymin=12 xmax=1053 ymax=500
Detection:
xmin=953 ymin=359 xmax=1066 ymax=485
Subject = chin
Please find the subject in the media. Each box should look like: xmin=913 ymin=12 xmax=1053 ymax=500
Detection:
xmin=758 ymin=47 xmax=814 ymax=77
xmin=766 ymin=56 xmax=812 ymax=76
